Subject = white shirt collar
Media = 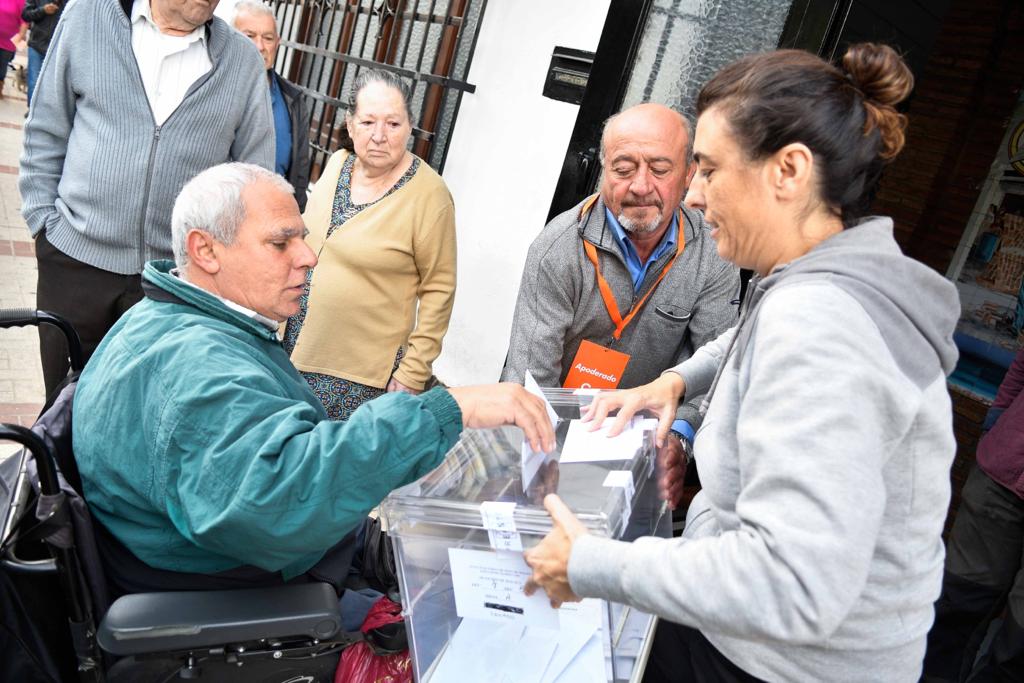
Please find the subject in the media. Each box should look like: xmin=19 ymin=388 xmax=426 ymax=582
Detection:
xmin=131 ymin=0 xmax=208 ymax=46
xmin=170 ymin=269 xmax=280 ymax=332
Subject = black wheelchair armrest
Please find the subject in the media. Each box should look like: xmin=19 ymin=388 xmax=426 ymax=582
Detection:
xmin=97 ymin=582 xmax=342 ymax=656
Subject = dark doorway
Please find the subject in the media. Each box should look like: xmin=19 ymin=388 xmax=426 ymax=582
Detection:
xmin=547 ymin=0 xmax=796 ymax=222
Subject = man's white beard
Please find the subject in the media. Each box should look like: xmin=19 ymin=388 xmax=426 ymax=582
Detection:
xmin=618 ymin=211 xmax=663 ymax=235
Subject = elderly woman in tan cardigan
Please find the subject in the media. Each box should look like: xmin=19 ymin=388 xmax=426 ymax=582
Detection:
xmin=283 ymin=69 xmax=456 ymax=420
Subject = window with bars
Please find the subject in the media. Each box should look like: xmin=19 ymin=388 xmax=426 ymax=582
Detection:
xmin=267 ymin=0 xmax=486 ymax=181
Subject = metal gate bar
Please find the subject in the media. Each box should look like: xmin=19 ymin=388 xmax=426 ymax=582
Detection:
xmin=268 ymin=0 xmax=482 ymax=182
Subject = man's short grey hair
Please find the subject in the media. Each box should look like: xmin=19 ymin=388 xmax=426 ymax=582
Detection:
xmin=346 ymin=68 xmax=415 ymax=124
xmin=232 ymin=0 xmax=277 ymax=29
xmin=599 ymin=106 xmax=694 ymax=166
xmin=171 ymin=163 xmax=294 ymax=269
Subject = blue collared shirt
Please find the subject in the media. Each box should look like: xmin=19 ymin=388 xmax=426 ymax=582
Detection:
xmin=604 ymin=208 xmax=678 ymax=291
xmin=603 ymin=208 xmax=693 ymax=443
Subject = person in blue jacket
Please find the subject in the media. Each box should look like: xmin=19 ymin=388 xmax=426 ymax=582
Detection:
xmin=72 ymin=162 xmax=555 ymax=595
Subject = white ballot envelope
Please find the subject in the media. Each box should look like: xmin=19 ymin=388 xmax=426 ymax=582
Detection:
xmin=522 ymin=371 xmax=560 ymax=488
xmin=559 ymin=416 xmax=657 ymax=464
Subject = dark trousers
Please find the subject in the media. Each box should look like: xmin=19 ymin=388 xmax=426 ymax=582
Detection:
xmin=0 ymin=49 xmax=14 ymax=89
xmin=35 ymin=232 xmax=143 ymax=398
xmin=923 ymin=465 xmax=1024 ymax=682
xmin=642 ymin=622 xmax=765 ymax=683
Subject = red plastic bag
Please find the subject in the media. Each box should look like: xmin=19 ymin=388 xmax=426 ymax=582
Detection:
xmin=335 ymin=597 xmax=412 ymax=683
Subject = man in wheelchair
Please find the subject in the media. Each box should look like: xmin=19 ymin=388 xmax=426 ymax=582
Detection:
xmin=74 ymin=162 xmax=554 ymax=592
xmin=11 ymin=162 xmax=554 ymax=681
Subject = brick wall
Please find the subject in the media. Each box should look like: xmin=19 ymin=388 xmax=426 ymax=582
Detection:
xmin=872 ymin=0 xmax=1024 ymax=273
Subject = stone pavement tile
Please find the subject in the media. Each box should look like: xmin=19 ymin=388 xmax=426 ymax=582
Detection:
xmin=0 ymin=86 xmax=27 ymax=116
xmin=0 ymin=174 xmax=23 ymax=228
xmin=0 ymin=224 xmax=30 ymax=240
xmin=0 ymin=254 xmax=37 ymax=299
xmin=0 ymin=75 xmax=38 ymax=435
xmin=0 ymin=127 xmax=24 ymax=167
xmin=11 ymin=239 xmax=32 ymax=257
xmin=7 ymin=354 xmax=43 ymax=381
xmin=0 ymin=238 xmax=32 ymax=256
xmin=0 ymin=89 xmax=45 ymax=408
xmin=0 ymin=402 xmax=43 ymax=426
xmin=13 ymin=379 xmax=43 ymax=404
xmin=0 ymin=442 xmax=20 ymax=463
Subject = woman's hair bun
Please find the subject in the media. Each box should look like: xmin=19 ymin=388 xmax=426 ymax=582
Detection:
xmin=842 ymin=43 xmax=914 ymax=159
xmin=842 ymin=43 xmax=914 ymax=107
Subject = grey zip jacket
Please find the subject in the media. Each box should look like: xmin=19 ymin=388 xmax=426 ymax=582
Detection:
xmin=569 ymin=217 xmax=960 ymax=682
xmin=502 ymin=195 xmax=738 ymax=426
xmin=19 ymin=0 xmax=274 ymax=275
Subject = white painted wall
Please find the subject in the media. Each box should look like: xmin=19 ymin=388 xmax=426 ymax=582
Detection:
xmin=213 ymin=0 xmax=240 ymax=23
xmin=433 ymin=1 xmax=610 ymax=386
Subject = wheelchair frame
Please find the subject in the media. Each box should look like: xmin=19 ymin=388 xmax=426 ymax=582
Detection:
xmin=0 ymin=309 xmax=374 ymax=683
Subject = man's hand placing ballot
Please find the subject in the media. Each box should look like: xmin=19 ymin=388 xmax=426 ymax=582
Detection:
xmin=448 ymin=382 xmax=557 ymax=454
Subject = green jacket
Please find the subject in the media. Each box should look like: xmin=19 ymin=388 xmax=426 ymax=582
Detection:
xmin=74 ymin=260 xmax=463 ymax=578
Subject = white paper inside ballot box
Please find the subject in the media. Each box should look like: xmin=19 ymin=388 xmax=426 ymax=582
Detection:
xmin=448 ymin=548 xmax=559 ymax=630
xmin=430 ymin=609 xmax=606 ymax=683
xmin=436 ymin=548 xmax=606 ymax=683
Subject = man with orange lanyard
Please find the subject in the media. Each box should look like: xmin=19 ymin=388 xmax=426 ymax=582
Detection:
xmin=502 ymin=103 xmax=738 ymax=506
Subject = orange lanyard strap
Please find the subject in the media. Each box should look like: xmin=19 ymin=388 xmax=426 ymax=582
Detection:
xmin=580 ymin=199 xmax=685 ymax=340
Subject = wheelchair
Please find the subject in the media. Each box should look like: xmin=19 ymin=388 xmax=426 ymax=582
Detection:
xmin=0 ymin=309 xmax=398 ymax=682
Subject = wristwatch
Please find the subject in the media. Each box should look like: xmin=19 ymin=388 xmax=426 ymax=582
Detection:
xmin=669 ymin=429 xmax=695 ymax=464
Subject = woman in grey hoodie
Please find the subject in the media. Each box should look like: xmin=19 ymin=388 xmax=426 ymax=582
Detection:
xmin=524 ymin=44 xmax=960 ymax=682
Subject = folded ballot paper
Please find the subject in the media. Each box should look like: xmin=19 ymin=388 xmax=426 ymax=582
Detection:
xmin=558 ymin=416 xmax=658 ymax=464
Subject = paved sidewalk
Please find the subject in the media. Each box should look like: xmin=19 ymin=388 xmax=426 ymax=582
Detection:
xmin=0 ymin=64 xmax=45 ymax=427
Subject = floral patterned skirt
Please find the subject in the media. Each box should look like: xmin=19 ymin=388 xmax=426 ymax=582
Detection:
xmin=299 ymin=347 xmax=405 ymax=422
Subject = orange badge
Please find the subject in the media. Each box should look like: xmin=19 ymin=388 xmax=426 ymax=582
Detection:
xmin=562 ymin=340 xmax=631 ymax=390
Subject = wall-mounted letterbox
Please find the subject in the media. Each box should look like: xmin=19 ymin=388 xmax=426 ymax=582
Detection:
xmin=543 ymin=47 xmax=595 ymax=105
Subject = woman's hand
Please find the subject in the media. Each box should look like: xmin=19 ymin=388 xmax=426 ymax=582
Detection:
xmin=524 ymin=495 xmax=588 ymax=607
xmin=581 ymin=372 xmax=686 ymax=447
xmin=386 ymin=377 xmax=421 ymax=395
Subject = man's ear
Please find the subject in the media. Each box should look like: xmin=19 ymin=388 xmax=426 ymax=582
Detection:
xmin=769 ymin=142 xmax=814 ymax=202
xmin=186 ymin=229 xmax=221 ymax=275
xmin=685 ymin=161 xmax=697 ymax=186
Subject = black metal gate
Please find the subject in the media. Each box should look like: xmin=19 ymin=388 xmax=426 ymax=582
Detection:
xmin=267 ymin=0 xmax=486 ymax=182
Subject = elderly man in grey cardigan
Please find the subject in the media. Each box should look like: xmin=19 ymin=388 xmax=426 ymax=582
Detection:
xmin=20 ymin=0 xmax=273 ymax=397
xmin=502 ymin=103 xmax=738 ymax=501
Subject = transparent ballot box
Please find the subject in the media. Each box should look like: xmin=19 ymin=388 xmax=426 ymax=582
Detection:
xmin=381 ymin=389 xmax=671 ymax=683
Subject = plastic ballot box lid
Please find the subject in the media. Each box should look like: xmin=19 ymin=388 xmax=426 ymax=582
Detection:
xmin=383 ymin=388 xmax=661 ymax=540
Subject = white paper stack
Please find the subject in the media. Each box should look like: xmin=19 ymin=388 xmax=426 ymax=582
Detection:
xmin=430 ymin=607 xmax=605 ymax=683
xmin=559 ymin=417 xmax=657 ymax=464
